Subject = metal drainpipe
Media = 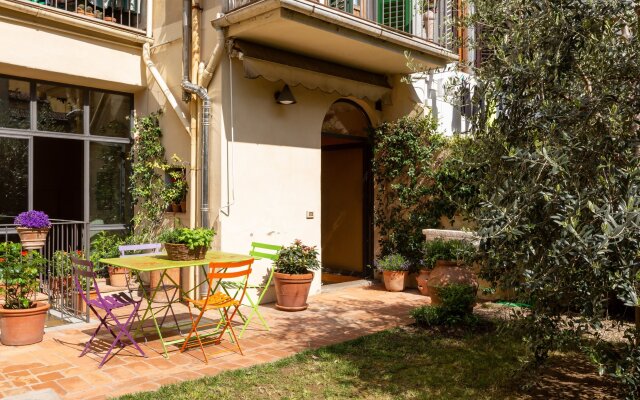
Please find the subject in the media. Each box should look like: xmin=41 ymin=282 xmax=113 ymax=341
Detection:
xmin=182 ymin=0 xmax=211 ymax=229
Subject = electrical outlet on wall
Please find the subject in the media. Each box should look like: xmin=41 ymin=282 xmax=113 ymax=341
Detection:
xmin=306 ymin=211 xmax=314 ymax=219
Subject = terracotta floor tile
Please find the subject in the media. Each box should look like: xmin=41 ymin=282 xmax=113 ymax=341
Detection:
xmin=56 ymin=376 xmax=89 ymax=393
xmin=29 ymin=381 xmax=67 ymax=396
xmin=36 ymin=371 xmax=64 ymax=382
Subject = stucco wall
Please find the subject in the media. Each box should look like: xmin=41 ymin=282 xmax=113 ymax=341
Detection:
xmin=0 ymin=18 xmax=144 ymax=92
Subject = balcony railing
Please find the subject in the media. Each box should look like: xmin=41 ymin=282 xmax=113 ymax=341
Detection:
xmin=227 ymin=0 xmax=455 ymax=51
xmin=22 ymin=0 xmax=146 ymax=31
xmin=0 ymin=216 xmax=91 ymax=323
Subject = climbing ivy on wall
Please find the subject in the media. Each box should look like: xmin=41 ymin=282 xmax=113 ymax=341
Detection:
xmin=372 ymin=114 xmax=478 ymax=266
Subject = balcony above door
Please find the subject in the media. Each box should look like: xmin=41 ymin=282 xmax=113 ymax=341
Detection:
xmin=215 ymin=0 xmax=458 ymax=75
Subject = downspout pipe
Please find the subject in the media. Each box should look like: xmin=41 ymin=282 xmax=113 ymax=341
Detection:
xmin=142 ymin=43 xmax=191 ymax=134
xmin=182 ymin=0 xmax=220 ymax=229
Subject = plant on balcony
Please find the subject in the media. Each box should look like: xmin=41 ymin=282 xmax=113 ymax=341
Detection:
xmin=272 ymin=240 xmax=320 ymax=312
xmin=0 ymin=242 xmax=50 ymax=345
xmin=14 ymin=210 xmax=51 ymax=250
xmin=159 ymin=227 xmax=215 ymax=261
xmin=375 ymin=254 xmax=410 ymax=292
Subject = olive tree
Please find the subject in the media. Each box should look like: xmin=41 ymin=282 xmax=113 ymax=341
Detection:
xmin=464 ymin=0 xmax=640 ymax=396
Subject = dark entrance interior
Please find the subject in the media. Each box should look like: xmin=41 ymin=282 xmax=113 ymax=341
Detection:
xmin=321 ymin=100 xmax=373 ymax=284
xmin=33 ymin=137 xmax=83 ymax=221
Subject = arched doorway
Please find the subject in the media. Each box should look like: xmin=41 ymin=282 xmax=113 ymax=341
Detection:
xmin=321 ymin=100 xmax=373 ymax=284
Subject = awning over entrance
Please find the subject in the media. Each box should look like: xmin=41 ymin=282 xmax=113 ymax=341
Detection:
xmin=213 ymin=0 xmax=458 ymax=75
xmin=233 ymin=40 xmax=392 ymax=100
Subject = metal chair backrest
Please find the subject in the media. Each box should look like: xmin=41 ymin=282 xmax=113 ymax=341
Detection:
xmin=70 ymin=256 xmax=101 ymax=304
xmin=249 ymin=242 xmax=281 ymax=261
xmin=118 ymin=243 xmax=162 ymax=257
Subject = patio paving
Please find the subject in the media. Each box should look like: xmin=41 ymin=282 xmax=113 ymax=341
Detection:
xmin=0 ymin=284 xmax=429 ymax=400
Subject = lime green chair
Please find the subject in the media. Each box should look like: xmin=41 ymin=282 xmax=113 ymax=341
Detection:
xmin=221 ymin=242 xmax=282 ymax=338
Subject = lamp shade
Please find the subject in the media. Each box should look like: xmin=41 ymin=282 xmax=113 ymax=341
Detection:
xmin=275 ymin=84 xmax=296 ymax=105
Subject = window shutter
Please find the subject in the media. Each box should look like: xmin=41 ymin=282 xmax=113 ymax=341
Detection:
xmin=378 ymin=0 xmax=412 ymax=33
xmin=474 ymin=23 xmax=492 ymax=67
xmin=330 ymin=0 xmax=354 ymax=13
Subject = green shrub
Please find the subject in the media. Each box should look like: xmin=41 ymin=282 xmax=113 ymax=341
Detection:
xmin=411 ymin=284 xmax=477 ymax=327
xmin=375 ymin=254 xmax=410 ymax=272
xmin=273 ymin=239 xmax=320 ymax=275
xmin=423 ymin=239 xmax=476 ymax=268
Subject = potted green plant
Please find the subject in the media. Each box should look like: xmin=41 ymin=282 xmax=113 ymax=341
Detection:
xmin=423 ymin=238 xmax=478 ymax=305
xmin=90 ymin=232 xmax=127 ymax=287
xmin=273 ymin=240 xmax=320 ymax=311
xmin=375 ymin=254 xmax=410 ymax=292
xmin=0 ymin=242 xmax=49 ymax=346
xmin=159 ymin=227 xmax=215 ymax=261
xmin=14 ymin=210 xmax=51 ymax=250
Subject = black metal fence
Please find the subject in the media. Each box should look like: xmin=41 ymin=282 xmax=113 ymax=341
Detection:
xmin=23 ymin=0 xmax=147 ymax=31
xmin=0 ymin=216 xmax=91 ymax=323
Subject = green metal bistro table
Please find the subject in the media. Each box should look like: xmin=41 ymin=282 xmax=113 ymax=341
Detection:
xmin=100 ymin=251 xmax=253 ymax=358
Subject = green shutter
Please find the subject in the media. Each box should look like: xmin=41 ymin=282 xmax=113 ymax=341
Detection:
xmin=330 ymin=0 xmax=354 ymax=13
xmin=377 ymin=0 xmax=412 ymax=33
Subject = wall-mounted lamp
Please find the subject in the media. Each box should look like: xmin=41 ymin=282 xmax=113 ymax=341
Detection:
xmin=274 ymin=84 xmax=296 ymax=105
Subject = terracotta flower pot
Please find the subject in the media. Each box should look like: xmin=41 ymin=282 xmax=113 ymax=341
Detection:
xmin=16 ymin=227 xmax=49 ymax=250
xmin=415 ymin=269 xmax=431 ymax=295
xmin=75 ymin=291 xmax=98 ymax=314
xmin=274 ymin=271 xmax=313 ymax=311
xmin=426 ymin=260 xmax=478 ymax=305
xmin=108 ymin=266 xmax=130 ymax=287
xmin=0 ymin=302 xmax=50 ymax=346
xmin=382 ymin=271 xmax=407 ymax=292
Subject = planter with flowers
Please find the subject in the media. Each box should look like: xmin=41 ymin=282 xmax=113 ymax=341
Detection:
xmin=376 ymin=254 xmax=410 ymax=292
xmin=0 ymin=242 xmax=49 ymax=346
xmin=14 ymin=210 xmax=51 ymax=250
xmin=273 ymin=240 xmax=321 ymax=311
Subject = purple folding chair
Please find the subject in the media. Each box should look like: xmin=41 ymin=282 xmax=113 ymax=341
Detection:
xmin=71 ymin=257 xmax=146 ymax=368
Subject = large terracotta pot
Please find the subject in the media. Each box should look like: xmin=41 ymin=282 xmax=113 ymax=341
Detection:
xmin=0 ymin=302 xmax=50 ymax=346
xmin=382 ymin=271 xmax=407 ymax=292
xmin=16 ymin=227 xmax=50 ymax=250
xmin=426 ymin=260 xmax=478 ymax=305
xmin=274 ymin=271 xmax=313 ymax=311
xmin=415 ymin=269 xmax=431 ymax=295
xmin=108 ymin=266 xmax=130 ymax=287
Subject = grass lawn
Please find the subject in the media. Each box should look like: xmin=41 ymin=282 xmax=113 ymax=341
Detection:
xmin=117 ymin=323 xmax=529 ymax=400
xmin=116 ymin=318 xmax=621 ymax=400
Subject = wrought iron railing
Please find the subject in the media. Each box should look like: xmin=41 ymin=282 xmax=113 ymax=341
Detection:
xmin=226 ymin=0 xmax=455 ymax=51
xmin=21 ymin=0 xmax=146 ymax=31
xmin=0 ymin=217 xmax=91 ymax=323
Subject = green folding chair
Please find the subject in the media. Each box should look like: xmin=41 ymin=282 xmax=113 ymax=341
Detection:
xmin=220 ymin=242 xmax=281 ymax=338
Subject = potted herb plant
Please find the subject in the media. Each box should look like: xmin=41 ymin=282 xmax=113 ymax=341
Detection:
xmin=423 ymin=238 xmax=478 ymax=305
xmin=0 ymin=242 xmax=49 ymax=346
xmin=376 ymin=254 xmax=410 ymax=292
xmin=159 ymin=227 xmax=215 ymax=261
xmin=273 ymin=240 xmax=320 ymax=311
xmin=14 ymin=210 xmax=51 ymax=250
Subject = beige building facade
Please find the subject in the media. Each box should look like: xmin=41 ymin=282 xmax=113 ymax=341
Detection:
xmin=0 ymin=0 xmax=457 ymax=298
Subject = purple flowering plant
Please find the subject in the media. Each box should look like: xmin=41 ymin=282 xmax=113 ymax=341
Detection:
xmin=375 ymin=254 xmax=410 ymax=272
xmin=14 ymin=210 xmax=51 ymax=229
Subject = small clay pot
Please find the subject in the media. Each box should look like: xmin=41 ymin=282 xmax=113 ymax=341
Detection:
xmin=416 ymin=269 xmax=431 ymax=295
xmin=108 ymin=266 xmax=130 ymax=287
xmin=382 ymin=270 xmax=407 ymax=292
xmin=274 ymin=271 xmax=313 ymax=311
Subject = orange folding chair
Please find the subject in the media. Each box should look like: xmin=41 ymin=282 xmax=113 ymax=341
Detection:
xmin=180 ymin=258 xmax=254 ymax=363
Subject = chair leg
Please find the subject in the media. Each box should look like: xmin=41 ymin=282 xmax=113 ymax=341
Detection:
xmin=224 ymin=308 xmax=243 ymax=356
xmin=239 ymin=294 xmax=269 ymax=339
xmin=180 ymin=303 xmax=209 ymax=364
